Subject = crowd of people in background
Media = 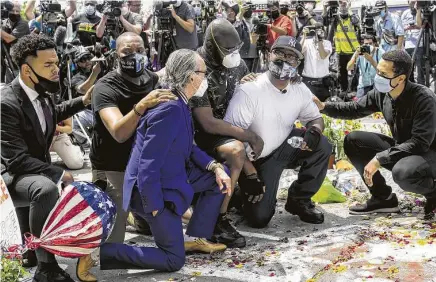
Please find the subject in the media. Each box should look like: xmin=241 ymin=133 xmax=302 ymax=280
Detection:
xmin=1 ymin=0 xmax=436 ymax=281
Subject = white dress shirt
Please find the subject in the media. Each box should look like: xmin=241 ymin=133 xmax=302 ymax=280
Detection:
xmin=19 ymin=77 xmax=48 ymax=134
xmin=302 ymin=38 xmax=332 ymax=78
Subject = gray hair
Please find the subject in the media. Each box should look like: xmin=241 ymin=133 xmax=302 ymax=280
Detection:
xmin=163 ymin=49 xmax=198 ymax=92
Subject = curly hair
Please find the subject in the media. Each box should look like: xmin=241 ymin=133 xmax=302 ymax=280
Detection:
xmin=163 ymin=49 xmax=198 ymax=92
xmin=11 ymin=34 xmax=56 ymax=67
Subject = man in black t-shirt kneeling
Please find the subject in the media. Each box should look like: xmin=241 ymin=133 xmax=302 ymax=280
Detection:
xmin=76 ymin=32 xmax=177 ymax=281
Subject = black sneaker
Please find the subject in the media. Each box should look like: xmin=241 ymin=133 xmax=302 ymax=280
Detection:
xmin=33 ymin=262 xmax=74 ymax=282
xmin=210 ymin=214 xmax=246 ymax=248
xmin=285 ymin=199 xmax=324 ymax=224
xmin=422 ymin=197 xmax=436 ymax=220
xmin=349 ymin=193 xmax=400 ymax=215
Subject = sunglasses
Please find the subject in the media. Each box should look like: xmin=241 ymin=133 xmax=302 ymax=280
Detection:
xmin=272 ymin=49 xmax=300 ymax=66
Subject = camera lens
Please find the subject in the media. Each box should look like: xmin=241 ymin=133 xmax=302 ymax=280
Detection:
xmin=113 ymin=7 xmax=121 ymax=17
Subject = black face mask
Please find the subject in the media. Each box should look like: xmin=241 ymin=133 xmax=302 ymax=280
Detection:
xmin=119 ymin=53 xmax=146 ymax=78
xmin=271 ymin=10 xmax=280 ymax=20
xmin=243 ymin=10 xmax=253 ymax=18
xmin=26 ymin=64 xmax=60 ymax=96
xmin=8 ymin=13 xmax=20 ymax=22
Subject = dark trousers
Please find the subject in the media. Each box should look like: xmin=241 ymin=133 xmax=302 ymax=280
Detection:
xmin=242 ymin=129 xmax=332 ymax=228
xmin=338 ymin=53 xmax=353 ymax=91
xmin=406 ymin=47 xmax=425 ymax=85
xmin=100 ymin=165 xmax=225 ymax=272
xmin=344 ymin=131 xmax=436 ymax=199
xmin=302 ymin=77 xmax=331 ymax=102
xmin=9 ymin=175 xmax=59 ymax=263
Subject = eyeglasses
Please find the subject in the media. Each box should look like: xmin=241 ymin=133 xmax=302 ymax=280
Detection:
xmin=195 ymin=70 xmax=207 ymax=74
xmin=272 ymin=49 xmax=300 ymax=66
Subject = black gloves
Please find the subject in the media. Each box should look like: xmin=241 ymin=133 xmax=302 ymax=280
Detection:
xmin=303 ymin=125 xmax=322 ymax=150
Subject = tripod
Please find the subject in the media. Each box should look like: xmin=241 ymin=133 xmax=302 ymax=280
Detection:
xmin=251 ymin=35 xmax=269 ymax=73
xmin=412 ymin=15 xmax=435 ymax=89
xmin=1 ymin=41 xmax=18 ymax=83
xmin=154 ymin=29 xmax=177 ymax=71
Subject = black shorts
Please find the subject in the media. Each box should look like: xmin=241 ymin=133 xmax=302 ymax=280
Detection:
xmin=194 ymin=130 xmax=236 ymax=157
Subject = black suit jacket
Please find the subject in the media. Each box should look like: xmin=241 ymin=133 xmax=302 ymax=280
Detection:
xmin=1 ymin=78 xmax=86 ymax=185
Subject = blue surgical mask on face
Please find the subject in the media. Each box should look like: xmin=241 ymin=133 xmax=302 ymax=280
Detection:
xmin=380 ymin=10 xmax=386 ymax=18
xmin=374 ymin=74 xmax=400 ymax=93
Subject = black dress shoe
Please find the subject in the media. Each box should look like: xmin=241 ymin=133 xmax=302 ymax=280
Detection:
xmin=22 ymin=250 xmax=37 ymax=268
xmin=422 ymin=197 xmax=436 ymax=220
xmin=33 ymin=262 xmax=74 ymax=282
xmin=349 ymin=193 xmax=400 ymax=215
xmin=285 ymin=199 xmax=324 ymax=224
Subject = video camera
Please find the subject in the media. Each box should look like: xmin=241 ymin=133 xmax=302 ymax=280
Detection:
xmin=1 ymin=1 xmax=13 ymax=19
xmin=416 ymin=0 xmax=436 ymax=20
xmin=361 ymin=5 xmax=377 ymax=37
xmin=97 ymin=0 xmax=124 ymax=19
xmin=153 ymin=0 xmax=178 ymax=31
xmin=200 ymin=0 xmax=216 ymax=26
xmin=253 ymin=15 xmax=269 ymax=36
xmin=325 ymin=0 xmax=339 ymax=19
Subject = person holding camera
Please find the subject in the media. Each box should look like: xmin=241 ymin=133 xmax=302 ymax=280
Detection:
xmin=224 ymin=36 xmax=331 ymax=227
xmin=374 ymin=0 xmax=405 ymax=52
xmin=96 ymin=2 xmax=144 ymax=38
xmin=347 ymin=34 xmax=384 ymax=99
xmin=401 ymin=0 xmax=424 ymax=85
xmin=267 ymin=1 xmax=295 ymax=48
xmin=300 ymin=23 xmax=333 ymax=102
xmin=71 ymin=0 xmax=101 ymax=47
xmin=313 ymin=50 xmax=436 ymax=221
xmin=1 ymin=1 xmax=29 ymax=83
xmin=293 ymin=0 xmax=323 ymax=40
xmin=326 ymin=0 xmax=360 ymax=93
xmin=167 ymin=0 xmax=198 ymax=50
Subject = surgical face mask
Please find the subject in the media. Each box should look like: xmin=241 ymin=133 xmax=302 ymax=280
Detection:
xmin=380 ymin=10 xmax=386 ymax=18
xmin=174 ymin=0 xmax=182 ymax=7
xmin=26 ymin=64 xmax=60 ymax=95
xmin=268 ymin=60 xmax=297 ymax=81
xmin=85 ymin=4 xmax=96 ymax=16
xmin=119 ymin=53 xmax=147 ymax=78
xmin=305 ymin=3 xmax=314 ymax=12
xmin=194 ymin=6 xmax=201 ymax=16
xmin=193 ymin=77 xmax=208 ymax=97
xmin=374 ymin=74 xmax=401 ymax=93
xmin=271 ymin=10 xmax=280 ymax=20
xmin=222 ymin=51 xmax=241 ymax=68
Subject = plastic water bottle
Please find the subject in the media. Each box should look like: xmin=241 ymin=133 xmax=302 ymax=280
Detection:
xmin=287 ymin=136 xmax=304 ymax=149
xmin=245 ymin=144 xmax=256 ymax=161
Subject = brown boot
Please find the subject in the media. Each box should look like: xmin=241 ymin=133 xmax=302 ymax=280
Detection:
xmin=76 ymin=254 xmax=97 ymax=282
xmin=184 ymin=238 xmax=227 ymax=254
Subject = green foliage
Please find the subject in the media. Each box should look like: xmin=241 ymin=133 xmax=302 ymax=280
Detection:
xmin=1 ymin=258 xmax=29 ymax=282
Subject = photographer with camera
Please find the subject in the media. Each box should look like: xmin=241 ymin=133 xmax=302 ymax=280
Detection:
xmin=346 ymin=34 xmax=384 ymax=98
xmin=301 ymin=23 xmax=332 ymax=102
xmin=401 ymin=0 xmax=424 ymax=85
xmin=374 ymin=0 xmax=405 ymax=52
xmin=1 ymin=1 xmax=30 ymax=83
xmin=96 ymin=1 xmax=144 ymax=38
xmin=71 ymin=0 xmax=101 ymax=47
xmin=325 ymin=0 xmax=360 ymax=93
xmin=293 ymin=0 xmax=323 ymax=40
xmin=166 ymin=0 xmax=198 ymax=50
xmin=267 ymin=1 xmax=295 ymax=48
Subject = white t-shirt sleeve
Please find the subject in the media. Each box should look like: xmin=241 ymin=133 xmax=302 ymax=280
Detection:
xmin=297 ymin=85 xmax=322 ymax=125
xmin=224 ymin=87 xmax=255 ymax=130
xmin=323 ymin=39 xmax=333 ymax=54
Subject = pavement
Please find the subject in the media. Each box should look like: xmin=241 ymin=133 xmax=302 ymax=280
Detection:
xmin=20 ymin=150 xmax=435 ymax=282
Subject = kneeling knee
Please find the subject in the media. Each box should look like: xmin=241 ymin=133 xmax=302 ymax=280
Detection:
xmin=219 ymin=141 xmax=246 ymax=160
xmin=31 ymin=179 xmax=59 ymax=202
xmin=246 ymin=213 xmax=273 ymax=229
xmin=166 ymin=254 xmax=185 ymax=272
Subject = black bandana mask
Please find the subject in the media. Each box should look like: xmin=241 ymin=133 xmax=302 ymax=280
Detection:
xmin=27 ymin=64 xmax=60 ymax=96
xmin=119 ymin=53 xmax=146 ymax=78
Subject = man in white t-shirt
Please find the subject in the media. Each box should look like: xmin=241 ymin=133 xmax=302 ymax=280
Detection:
xmin=300 ymin=23 xmax=332 ymax=101
xmin=224 ymin=36 xmax=332 ymax=227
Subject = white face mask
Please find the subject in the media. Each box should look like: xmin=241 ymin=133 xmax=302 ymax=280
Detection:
xmin=374 ymin=74 xmax=400 ymax=93
xmin=85 ymin=5 xmax=96 ymax=16
xmin=194 ymin=78 xmax=208 ymax=97
xmin=222 ymin=51 xmax=241 ymax=68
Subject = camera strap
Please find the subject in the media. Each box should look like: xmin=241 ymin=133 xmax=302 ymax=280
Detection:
xmin=338 ymin=18 xmax=356 ymax=52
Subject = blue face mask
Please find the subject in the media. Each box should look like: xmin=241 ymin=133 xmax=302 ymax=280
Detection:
xmin=380 ymin=10 xmax=386 ymax=18
xmin=374 ymin=74 xmax=400 ymax=93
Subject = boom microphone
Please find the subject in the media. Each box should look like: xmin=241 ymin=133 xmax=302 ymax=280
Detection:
xmin=53 ymin=25 xmax=67 ymax=48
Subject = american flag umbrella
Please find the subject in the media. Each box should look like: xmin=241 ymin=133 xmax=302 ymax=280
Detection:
xmin=23 ymin=181 xmax=117 ymax=258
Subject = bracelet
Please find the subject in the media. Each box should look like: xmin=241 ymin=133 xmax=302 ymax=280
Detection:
xmin=133 ymin=104 xmax=142 ymax=117
xmin=210 ymin=162 xmax=225 ymax=173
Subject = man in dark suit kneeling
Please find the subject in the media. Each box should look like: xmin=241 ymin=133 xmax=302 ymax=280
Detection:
xmin=1 ymin=34 xmax=92 ymax=282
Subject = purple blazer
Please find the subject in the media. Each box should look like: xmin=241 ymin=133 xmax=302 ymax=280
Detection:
xmin=123 ymin=96 xmax=214 ymax=216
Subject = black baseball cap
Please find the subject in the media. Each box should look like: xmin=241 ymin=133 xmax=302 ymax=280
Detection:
xmin=74 ymin=48 xmax=92 ymax=62
xmin=375 ymin=0 xmax=387 ymax=8
xmin=271 ymin=36 xmax=304 ymax=60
